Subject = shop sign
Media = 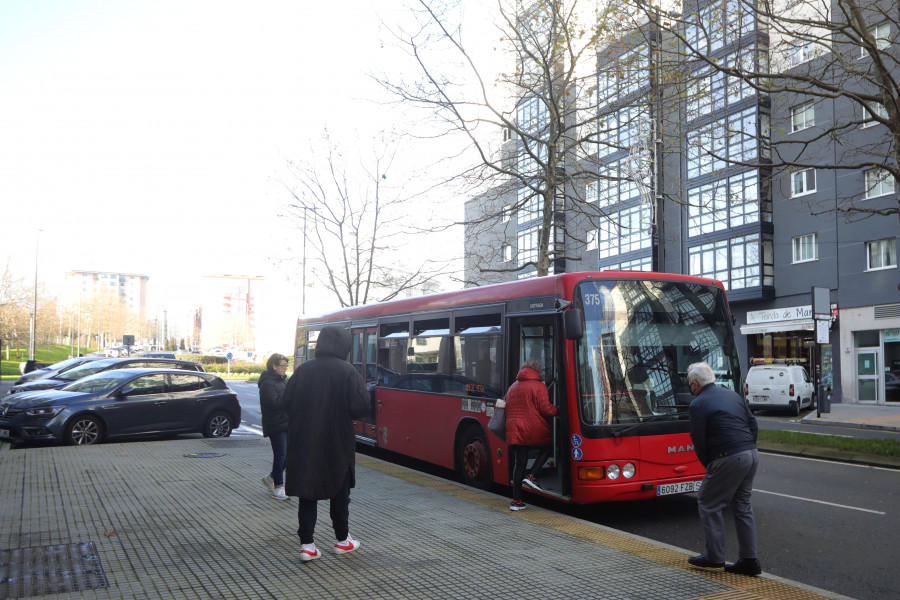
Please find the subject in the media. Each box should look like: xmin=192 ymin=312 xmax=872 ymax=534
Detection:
xmin=885 ymin=329 xmax=900 ymax=343
xmin=746 ymin=305 xmax=812 ymax=325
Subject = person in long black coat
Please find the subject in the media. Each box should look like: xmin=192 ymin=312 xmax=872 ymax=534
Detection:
xmin=281 ymin=325 xmax=367 ymax=561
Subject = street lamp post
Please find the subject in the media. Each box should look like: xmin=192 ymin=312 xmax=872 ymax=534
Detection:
xmin=28 ymin=229 xmax=42 ymax=361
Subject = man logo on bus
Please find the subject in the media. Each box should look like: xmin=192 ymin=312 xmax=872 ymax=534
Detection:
xmin=668 ymin=445 xmax=694 ymax=453
xmin=571 ymin=434 xmax=582 ymax=448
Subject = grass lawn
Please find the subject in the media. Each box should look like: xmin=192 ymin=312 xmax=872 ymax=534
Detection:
xmin=758 ymin=429 xmax=900 ymax=458
xmin=1 ymin=344 xmax=97 ymax=377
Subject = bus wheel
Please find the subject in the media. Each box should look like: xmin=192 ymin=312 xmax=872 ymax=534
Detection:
xmin=459 ymin=425 xmax=492 ymax=489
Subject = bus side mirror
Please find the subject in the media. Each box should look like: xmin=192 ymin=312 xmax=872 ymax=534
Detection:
xmin=563 ymin=308 xmax=584 ymax=340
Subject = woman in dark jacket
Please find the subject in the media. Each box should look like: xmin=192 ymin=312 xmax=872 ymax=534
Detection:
xmin=281 ymin=326 xmax=368 ymax=561
xmin=259 ymin=353 xmax=290 ymax=500
xmin=504 ymin=360 xmax=558 ymax=511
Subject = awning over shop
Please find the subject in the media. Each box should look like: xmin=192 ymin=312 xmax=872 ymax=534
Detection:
xmin=740 ymin=319 xmax=815 ymax=335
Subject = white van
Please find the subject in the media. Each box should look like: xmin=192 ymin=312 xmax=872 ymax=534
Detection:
xmin=744 ymin=364 xmax=815 ymax=415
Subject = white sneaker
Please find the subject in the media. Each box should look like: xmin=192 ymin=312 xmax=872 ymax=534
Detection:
xmin=333 ymin=535 xmax=360 ymax=555
xmin=261 ymin=475 xmax=275 ymax=493
xmin=272 ymin=486 xmax=290 ymax=501
xmin=300 ymin=544 xmax=321 ymax=562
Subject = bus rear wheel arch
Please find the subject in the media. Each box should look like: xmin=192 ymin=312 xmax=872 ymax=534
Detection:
xmin=457 ymin=423 xmax=492 ymax=489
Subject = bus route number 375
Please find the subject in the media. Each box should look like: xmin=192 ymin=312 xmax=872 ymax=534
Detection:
xmin=657 ymin=480 xmax=702 ymax=496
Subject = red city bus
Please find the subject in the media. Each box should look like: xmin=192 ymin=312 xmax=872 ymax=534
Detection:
xmin=293 ymin=271 xmax=742 ymax=504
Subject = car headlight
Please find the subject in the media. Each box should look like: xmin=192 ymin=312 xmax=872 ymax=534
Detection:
xmin=606 ymin=464 xmax=621 ymax=480
xmin=25 ymin=405 xmax=65 ymax=417
xmin=622 ymin=463 xmax=636 ymax=479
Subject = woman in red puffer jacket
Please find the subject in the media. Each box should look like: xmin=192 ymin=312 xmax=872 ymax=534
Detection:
xmin=504 ymin=360 xmax=558 ymax=511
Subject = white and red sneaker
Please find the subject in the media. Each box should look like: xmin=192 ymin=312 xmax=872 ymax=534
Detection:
xmin=299 ymin=545 xmax=321 ymax=562
xmin=333 ymin=536 xmax=360 ymax=555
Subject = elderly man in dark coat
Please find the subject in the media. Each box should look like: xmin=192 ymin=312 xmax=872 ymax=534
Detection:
xmin=281 ymin=325 xmax=368 ymax=562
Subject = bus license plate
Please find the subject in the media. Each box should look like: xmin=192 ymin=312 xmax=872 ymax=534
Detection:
xmin=0 ymin=428 xmax=9 ymax=439
xmin=657 ymin=481 xmax=701 ymax=496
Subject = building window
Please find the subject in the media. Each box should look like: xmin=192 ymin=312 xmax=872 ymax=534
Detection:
xmin=791 ymin=169 xmax=816 ymax=196
xmin=585 ymin=181 xmax=598 ymax=204
xmin=689 ymin=234 xmax=761 ymax=290
xmin=600 ymin=256 xmax=652 ymax=271
xmin=517 ymin=226 xmax=540 ymax=267
xmin=866 ymin=238 xmax=897 ymax=270
xmin=586 ymin=229 xmax=598 ymax=251
xmin=791 ymin=102 xmax=815 ymax=132
xmin=502 ymin=244 xmax=512 ymax=263
xmin=502 ymin=204 xmax=511 ymax=223
xmin=687 ymin=108 xmax=758 ymax=179
xmin=790 ymin=39 xmax=813 ymax=66
xmin=863 ymin=102 xmax=888 ymax=127
xmin=792 ymin=233 xmax=818 ymax=263
xmin=517 ymin=189 xmax=540 ymax=226
xmin=861 ymin=22 xmax=890 ymax=57
xmin=598 ymin=205 xmax=651 ymax=259
xmin=687 ymin=171 xmax=760 ymax=237
xmin=865 ymin=168 xmax=895 ymax=199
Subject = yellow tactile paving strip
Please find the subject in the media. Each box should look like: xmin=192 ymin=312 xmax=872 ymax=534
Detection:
xmin=358 ymin=454 xmax=840 ymax=600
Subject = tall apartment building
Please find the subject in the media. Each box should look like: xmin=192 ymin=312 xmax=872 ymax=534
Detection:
xmin=463 ymin=0 xmax=899 ymax=404
xmin=65 ymin=270 xmax=149 ymax=321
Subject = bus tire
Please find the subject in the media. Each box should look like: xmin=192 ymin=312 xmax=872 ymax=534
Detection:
xmin=458 ymin=424 xmax=492 ymax=490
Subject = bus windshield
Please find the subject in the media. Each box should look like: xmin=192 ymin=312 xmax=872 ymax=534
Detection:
xmin=574 ymin=279 xmax=740 ymax=426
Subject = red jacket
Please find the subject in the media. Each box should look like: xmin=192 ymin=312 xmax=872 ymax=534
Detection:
xmin=505 ymin=367 xmax=558 ymax=446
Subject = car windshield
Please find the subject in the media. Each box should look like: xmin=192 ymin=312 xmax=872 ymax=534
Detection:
xmin=47 ymin=357 xmax=82 ymax=370
xmin=62 ymin=371 xmax=133 ymax=393
xmin=56 ymin=359 xmax=118 ymax=381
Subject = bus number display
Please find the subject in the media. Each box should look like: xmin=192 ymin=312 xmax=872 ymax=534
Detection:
xmin=583 ymin=292 xmax=602 ymax=306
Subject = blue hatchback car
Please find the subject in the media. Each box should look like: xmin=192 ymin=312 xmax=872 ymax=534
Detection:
xmin=0 ymin=368 xmax=241 ymax=445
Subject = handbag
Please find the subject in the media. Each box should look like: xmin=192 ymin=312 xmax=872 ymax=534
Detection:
xmin=487 ymin=400 xmax=506 ymax=442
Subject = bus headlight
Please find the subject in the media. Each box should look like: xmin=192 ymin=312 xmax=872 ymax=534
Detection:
xmin=606 ymin=464 xmax=621 ymax=480
xmin=623 ymin=463 xmax=636 ymax=478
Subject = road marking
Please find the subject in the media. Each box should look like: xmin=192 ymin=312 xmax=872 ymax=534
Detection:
xmin=782 ymin=429 xmax=853 ymax=438
xmin=754 ymin=489 xmax=887 ymax=515
xmin=235 ymin=424 xmax=263 ymax=436
xmin=761 ymin=451 xmax=899 ymax=472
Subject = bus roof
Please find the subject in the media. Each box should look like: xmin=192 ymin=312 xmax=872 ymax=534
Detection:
xmin=297 ymin=271 xmax=726 ymax=326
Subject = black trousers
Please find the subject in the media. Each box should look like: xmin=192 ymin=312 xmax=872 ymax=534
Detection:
xmin=509 ymin=444 xmax=552 ymax=502
xmin=297 ymin=469 xmax=352 ymax=544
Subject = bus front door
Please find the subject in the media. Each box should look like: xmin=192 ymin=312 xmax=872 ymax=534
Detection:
xmin=351 ymin=327 xmax=378 ymax=444
xmin=507 ymin=316 xmax=569 ymax=498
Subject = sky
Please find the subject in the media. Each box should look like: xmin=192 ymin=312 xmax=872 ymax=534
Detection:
xmin=0 ymin=0 xmax=467 ymax=350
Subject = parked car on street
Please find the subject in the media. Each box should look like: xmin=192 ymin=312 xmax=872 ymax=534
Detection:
xmin=6 ymin=357 xmax=204 ymax=396
xmin=12 ymin=356 xmax=104 ymax=387
xmin=744 ymin=364 xmax=815 ymax=415
xmin=0 ymin=368 xmax=240 ymax=445
xmin=142 ymin=352 xmax=176 ymax=359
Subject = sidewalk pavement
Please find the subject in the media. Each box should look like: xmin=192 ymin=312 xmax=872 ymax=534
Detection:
xmin=0 ymin=435 xmax=853 ymax=600
xmin=801 ymin=402 xmax=900 ymax=432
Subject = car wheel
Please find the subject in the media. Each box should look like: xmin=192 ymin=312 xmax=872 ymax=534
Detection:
xmin=793 ymin=400 xmax=801 ymax=416
xmin=203 ymin=412 xmax=233 ymax=438
xmin=457 ymin=424 xmax=492 ymax=489
xmin=65 ymin=415 xmax=105 ymax=446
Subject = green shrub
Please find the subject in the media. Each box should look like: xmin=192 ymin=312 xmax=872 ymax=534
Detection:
xmin=202 ymin=363 xmax=266 ymax=375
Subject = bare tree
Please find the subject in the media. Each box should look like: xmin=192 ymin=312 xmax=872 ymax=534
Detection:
xmin=629 ymin=0 xmax=900 ymax=226
xmin=280 ymin=130 xmax=451 ymax=308
xmin=379 ymin=0 xmax=656 ymax=282
xmin=0 ymin=259 xmax=30 ymax=360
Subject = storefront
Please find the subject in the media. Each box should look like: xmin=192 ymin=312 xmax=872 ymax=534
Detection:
xmin=739 ymin=304 xmax=836 ymax=396
xmin=839 ymin=304 xmax=900 ymax=405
